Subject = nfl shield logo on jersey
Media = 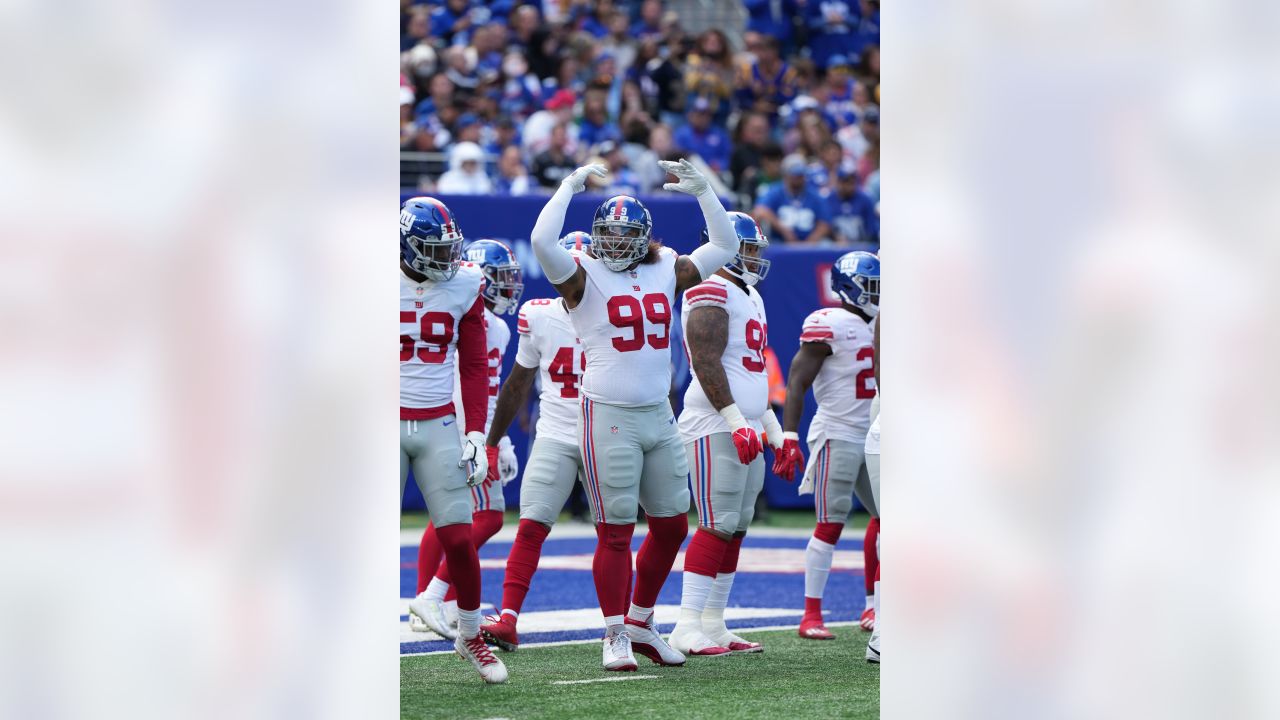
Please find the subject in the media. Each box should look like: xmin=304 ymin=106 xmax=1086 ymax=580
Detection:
xmin=610 ymin=426 xmax=619 ymax=434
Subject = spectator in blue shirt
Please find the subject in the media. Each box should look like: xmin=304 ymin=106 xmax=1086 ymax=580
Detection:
xmin=577 ymin=88 xmax=622 ymax=148
xmin=753 ymin=154 xmax=833 ymax=244
xmin=744 ymin=0 xmax=799 ymax=51
xmin=673 ymin=96 xmax=730 ymax=173
xmin=631 ymin=0 xmax=665 ymax=42
xmin=827 ymin=165 xmax=878 ymax=245
xmin=806 ymin=0 xmax=861 ymax=69
xmin=431 ymin=0 xmax=477 ymax=45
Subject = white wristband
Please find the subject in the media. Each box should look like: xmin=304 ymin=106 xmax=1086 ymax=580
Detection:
xmin=782 ymin=431 xmax=800 ymax=442
xmin=717 ymin=403 xmax=749 ymax=432
xmin=760 ymin=411 xmax=784 ymax=449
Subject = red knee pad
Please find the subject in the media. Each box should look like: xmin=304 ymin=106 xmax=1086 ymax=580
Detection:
xmin=597 ymin=521 xmax=635 ymax=550
xmin=813 ymin=521 xmax=843 ymax=545
xmin=684 ymin=528 xmax=729 ymax=578
xmin=718 ymin=533 xmax=744 ymax=574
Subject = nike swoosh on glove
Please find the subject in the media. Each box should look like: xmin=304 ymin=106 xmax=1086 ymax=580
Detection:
xmin=459 ymin=431 xmax=489 ymax=486
xmin=485 ymin=445 xmax=500 ymax=483
xmin=772 ymin=436 xmax=804 ymax=481
xmin=731 ymin=427 xmax=763 ymax=465
xmin=658 ymin=158 xmax=710 ymax=196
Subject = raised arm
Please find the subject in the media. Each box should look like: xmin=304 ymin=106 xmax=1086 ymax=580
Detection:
xmin=530 ymin=164 xmax=607 ymax=308
xmin=660 ymin=159 xmax=740 ymax=295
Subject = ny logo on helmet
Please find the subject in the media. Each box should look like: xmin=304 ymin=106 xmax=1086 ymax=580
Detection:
xmin=400 ymin=210 xmax=415 ymax=233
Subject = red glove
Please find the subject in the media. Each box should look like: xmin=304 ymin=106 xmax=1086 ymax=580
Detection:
xmin=772 ymin=434 xmax=804 ymax=481
xmin=730 ymin=426 xmax=763 ymax=465
xmin=485 ymin=445 xmax=500 ymax=483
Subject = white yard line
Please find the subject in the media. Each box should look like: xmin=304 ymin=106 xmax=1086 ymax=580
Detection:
xmin=401 ymin=621 xmax=860 ymax=658
xmin=550 ymin=675 xmax=661 ymax=685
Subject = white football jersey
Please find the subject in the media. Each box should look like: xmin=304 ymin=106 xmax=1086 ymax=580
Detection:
xmin=452 ymin=306 xmax=512 ymax=434
xmin=677 ymin=275 xmax=770 ymax=443
xmin=514 ymin=297 xmax=586 ymax=446
xmin=400 ymin=264 xmax=484 ymax=412
xmin=568 ymin=248 xmax=678 ymax=407
xmin=801 ymin=307 xmax=877 ymax=444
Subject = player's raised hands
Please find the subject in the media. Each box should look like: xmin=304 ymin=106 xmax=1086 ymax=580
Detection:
xmin=659 ymin=158 xmax=710 ymax=196
xmin=562 ymin=163 xmax=608 ymax=194
xmin=772 ymin=432 xmax=804 ymax=481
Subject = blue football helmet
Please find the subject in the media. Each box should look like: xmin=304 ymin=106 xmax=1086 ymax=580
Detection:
xmin=832 ymin=250 xmax=880 ymax=316
xmin=700 ymin=211 xmax=771 ymax=286
xmin=400 ymin=196 xmax=465 ymax=281
xmin=559 ymin=231 xmax=592 ymax=251
xmin=464 ymin=239 xmax=524 ymax=315
xmin=591 ymin=195 xmax=652 ymax=271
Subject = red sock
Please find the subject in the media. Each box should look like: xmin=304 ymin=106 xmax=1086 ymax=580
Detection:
xmin=416 ymin=523 xmax=442 ymax=594
xmin=435 ymin=523 xmax=480 ymax=610
xmin=438 ymin=510 xmax=505 ymax=601
xmin=813 ymin=521 xmax=843 ymax=545
xmin=594 ymin=523 xmax=635 ymax=617
xmin=632 ymin=514 xmax=689 ymax=609
xmin=501 ymin=519 xmax=551 ymax=616
xmin=804 ymin=596 xmax=823 ymax=619
xmin=719 ymin=533 xmax=744 ymax=574
xmin=683 ymin=528 xmax=729 ymax=578
xmin=864 ymin=517 xmax=880 ymax=597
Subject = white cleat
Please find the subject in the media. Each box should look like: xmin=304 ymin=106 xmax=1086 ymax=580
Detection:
xmin=407 ymin=595 xmax=457 ymax=640
xmin=866 ymin=626 xmax=880 ymax=664
xmin=407 ymin=613 xmax=428 ymax=633
xmin=602 ymin=630 xmax=639 ymax=672
xmin=443 ymin=599 xmax=459 ymax=631
xmin=625 ymin=618 xmax=686 ymax=666
xmin=667 ymin=625 xmax=731 ymax=657
xmin=707 ymin=629 xmax=763 ymax=654
xmin=455 ymin=633 xmax=509 ymax=683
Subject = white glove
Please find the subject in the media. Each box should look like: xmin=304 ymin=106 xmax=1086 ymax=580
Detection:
xmin=458 ymin=431 xmax=488 ymax=486
xmin=562 ymin=163 xmax=608 ymax=194
xmin=498 ymin=435 xmax=519 ymax=483
xmin=659 ymin=158 xmax=710 ymax=196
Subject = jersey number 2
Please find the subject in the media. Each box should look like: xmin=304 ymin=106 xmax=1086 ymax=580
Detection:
xmin=856 ymin=346 xmax=876 ymax=399
xmin=400 ymin=310 xmax=454 ymax=363
xmin=607 ymin=293 xmax=671 ymax=352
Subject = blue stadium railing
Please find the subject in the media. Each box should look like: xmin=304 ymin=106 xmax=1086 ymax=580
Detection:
xmin=400 ymin=192 xmax=877 ymax=512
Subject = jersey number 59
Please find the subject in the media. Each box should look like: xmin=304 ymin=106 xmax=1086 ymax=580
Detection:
xmin=400 ymin=310 xmax=454 ymax=363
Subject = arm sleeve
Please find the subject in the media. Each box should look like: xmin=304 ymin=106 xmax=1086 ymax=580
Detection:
xmin=530 ymin=183 xmax=579 ymax=284
xmin=457 ymin=295 xmax=489 ymax=434
xmin=687 ymin=190 xmax=739 ymax=280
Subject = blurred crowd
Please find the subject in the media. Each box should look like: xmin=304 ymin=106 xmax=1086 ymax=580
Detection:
xmin=401 ymin=0 xmax=879 ymax=244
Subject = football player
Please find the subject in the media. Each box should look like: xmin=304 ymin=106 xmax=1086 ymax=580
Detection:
xmin=479 ymin=232 xmax=592 ymax=651
xmin=409 ymin=239 xmax=523 ymax=637
xmin=529 ymin=159 xmax=740 ymax=671
xmin=772 ymin=250 xmax=880 ymax=640
xmin=667 ymin=212 xmax=784 ymax=656
xmin=865 ymin=307 xmax=880 ymax=663
xmin=399 ymin=197 xmax=507 ymax=683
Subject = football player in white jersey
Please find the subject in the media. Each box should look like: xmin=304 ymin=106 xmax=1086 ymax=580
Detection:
xmin=398 ymin=197 xmax=507 ymax=683
xmin=865 ymin=308 xmax=881 ymax=663
xmin=410 ymin=239 xmax=522 ymax=638
xmin=772 ymin=250 xmax=880 ymax=641
xmin=479 ymin=231 xmax=593 ymax=651
xmin=667 ymin=212 xmax=785 ymax=656
xmin=528 ymin=159 xmax=741 ymax=671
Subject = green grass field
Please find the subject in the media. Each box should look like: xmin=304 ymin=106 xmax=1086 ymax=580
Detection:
xmin=400 ymin=627 xmax=879 ymax=719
